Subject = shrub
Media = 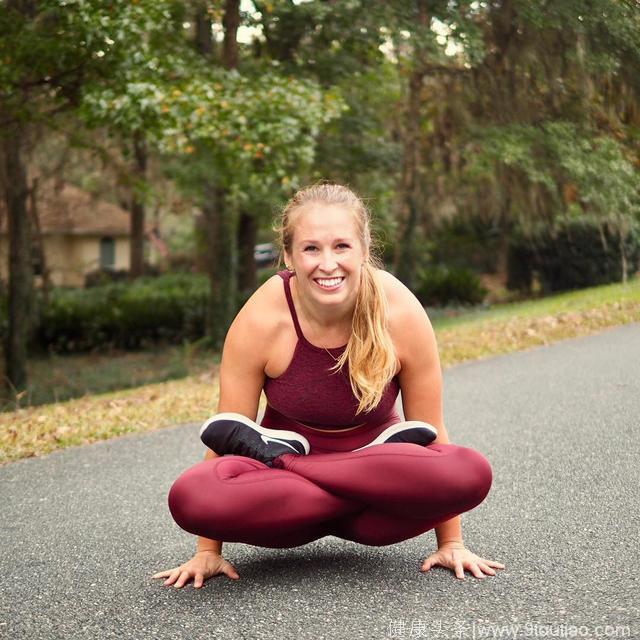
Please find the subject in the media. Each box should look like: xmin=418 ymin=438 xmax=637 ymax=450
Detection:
xmin=84 ymin=268 xmax=130 ymax=288
xmin=35 ymin=273 xmax=209 ymax=352
xmin=414 ymin=265 xmax=487 ymax=307
xmin=508 ymin=217 xmax=640 ymax=293
xmin=84 ymin=263 xmax=161 ymax=287
xmin=430 ymin=217 xmax=502 ymax=273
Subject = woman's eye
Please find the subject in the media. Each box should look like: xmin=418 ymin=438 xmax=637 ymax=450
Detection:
xmin=337 ymin=243 xmax=350 ymax=249
xmin=304 ymin=246 xmax=318 ymax=252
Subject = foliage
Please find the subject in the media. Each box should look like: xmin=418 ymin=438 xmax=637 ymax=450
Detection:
xmin=0 ymin=0 xmax=184 ymax=118
xmin=430 ymin=217 xmax=502 ymax=273
xmin=507 ymin=217 xmax=640 ymax=293
xmin=414 ymin=265 xmax=487 ymax=307
xmin=2 ymin=0 xmax=640 ymax=367
xmin=463 ymin=122 xmax=640 ymax=229
xmin=34 ymin=274 xmax=209 ymax=352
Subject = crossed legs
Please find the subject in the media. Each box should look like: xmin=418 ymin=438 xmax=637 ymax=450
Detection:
xmin=168 ymin=443 xmax=492 ymax=548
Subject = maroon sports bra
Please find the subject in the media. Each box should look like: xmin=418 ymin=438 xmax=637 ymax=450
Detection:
xmin=261 ymin=270 xmax=400 ymax=431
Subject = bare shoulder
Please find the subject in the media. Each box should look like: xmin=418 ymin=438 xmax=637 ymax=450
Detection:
xmin=217 ymin=275 xmax=286 ymax=417
xmin=374 ymin=268 xmax=435 ymax=363
xmin=230 ymin=274 xmax=285 ymax=344
xmin=374 ymin=268 xmax=427 ymax=319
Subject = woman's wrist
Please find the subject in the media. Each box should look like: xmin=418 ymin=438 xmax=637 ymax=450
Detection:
xmin=196 ymin=536 xmax=222 ymax=555
xmin=438 ymin=539 xmax=465 ymax=548
xmin=195 ymin=547 xmax=221 ymax=555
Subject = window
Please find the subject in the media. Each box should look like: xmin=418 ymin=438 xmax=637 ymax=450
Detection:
xmin=100 ymin=237 xmax=115 ymax=270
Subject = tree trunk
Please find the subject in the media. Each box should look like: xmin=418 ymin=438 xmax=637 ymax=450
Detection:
xmin=496 ymin=222 xmax=511 ymax=280
xmin=129 ymin=130 xmax=146 ymax=279
xmin=28 ymin=176 xmax=53 ymax=304
xmin=222 ymin=2 xmax=259 ymax=298
xmin=194 ymin=1 xmax=214 ymax=59
xmin=619 ymin=227 xmax=628 ymax=285
xmin=202 ymin=183 xmax=237 ymax=349
xmin=1 ymin=123 xmax=32 ymax=395
xmin=393 ymin=56 xmax=427 ymax=289
xmin=197 ymin=0 xmax=241 ymax=345
xmin=222 ymin=0 xmax=240 ymax=70
xmin=237 ymin=210 xmax=257 ymax=293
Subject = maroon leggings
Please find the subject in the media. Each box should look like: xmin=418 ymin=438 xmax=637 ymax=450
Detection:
xmin=168 ymin=434 xmax=493 ymax=548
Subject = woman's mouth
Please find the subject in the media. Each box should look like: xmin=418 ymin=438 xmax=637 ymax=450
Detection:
xmin=313 ymin=276 xmax=345 ymax=291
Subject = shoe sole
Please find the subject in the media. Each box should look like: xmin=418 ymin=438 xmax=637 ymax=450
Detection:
xmin=353 ymin=421 xmax=438 ymax=451
xmin=199 ymin=411 xmax=311 ymax=455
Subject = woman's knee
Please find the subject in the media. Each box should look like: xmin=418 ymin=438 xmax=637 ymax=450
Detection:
xmin=167 ymin=457 xmax=266 ymax=535
xmin=453 ymin=446 xmax=493 ymax=511
xmin=167 ymin=461 xmax=222 ymax=534
xmin=168 ymin=470 xmax=201 ymax=534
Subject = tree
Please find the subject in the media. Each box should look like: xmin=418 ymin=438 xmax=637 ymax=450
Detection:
xmin=450 ymin=0 xmax=640 ymax=277
xmin=0 ymin=0 xmax=209 ymax=391
xmin=0 ymin=0 xmax=139 ymax=393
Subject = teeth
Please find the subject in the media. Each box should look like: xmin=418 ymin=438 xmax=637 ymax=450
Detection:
xmin=316 ymin=278 xmax=343 ymax=288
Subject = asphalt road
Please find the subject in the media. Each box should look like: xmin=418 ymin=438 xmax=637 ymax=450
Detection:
xmin=1 ymin=324 xmax=638 ymax=640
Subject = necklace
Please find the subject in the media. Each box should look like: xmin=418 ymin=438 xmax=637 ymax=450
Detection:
xmin=324 ymin=346 xmax=343 ymax=363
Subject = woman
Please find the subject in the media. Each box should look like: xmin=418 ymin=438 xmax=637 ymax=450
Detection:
xmin=153 ymin=183 xmax=504 ymax=589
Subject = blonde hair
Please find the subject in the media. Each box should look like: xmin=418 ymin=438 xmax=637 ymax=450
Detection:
xmin=273 ymin=182 xmax=397 ymax=415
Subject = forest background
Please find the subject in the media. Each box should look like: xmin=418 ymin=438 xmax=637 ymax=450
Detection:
xmin=1 ymin=0 xmax=639 ymax=416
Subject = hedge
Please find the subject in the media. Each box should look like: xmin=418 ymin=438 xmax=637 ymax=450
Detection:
xmin=508 ymin=217 xmax=640 ymax=293
xmin=35 ymin=274 xmax=209 ymax=352
xmin=414 ymin=265 xmax=487 ymax=307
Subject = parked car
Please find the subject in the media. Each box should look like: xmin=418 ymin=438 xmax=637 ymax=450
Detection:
xmin=254 ymin=243 xmax=279 ymax=268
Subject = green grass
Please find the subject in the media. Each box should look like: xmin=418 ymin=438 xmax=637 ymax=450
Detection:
xmin=430 ymin=277 xmax=640 ymax=330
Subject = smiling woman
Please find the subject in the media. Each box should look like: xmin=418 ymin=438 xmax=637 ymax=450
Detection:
xmin=273 ymin=186 xmax=397 ymax=416
xmin=154 ymin=182 xmax=504 ymax=589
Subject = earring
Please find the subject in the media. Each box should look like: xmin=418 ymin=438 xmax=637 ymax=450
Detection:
xmin=286 ymin=264 xmax=296 ymax=273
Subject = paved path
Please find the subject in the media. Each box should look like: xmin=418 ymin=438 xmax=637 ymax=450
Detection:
xmin=1 ymin=324 xmax=638 ymax=639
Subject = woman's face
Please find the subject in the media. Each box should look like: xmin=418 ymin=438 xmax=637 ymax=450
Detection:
xmin=285 ymin=204 xmax=368 ymax=309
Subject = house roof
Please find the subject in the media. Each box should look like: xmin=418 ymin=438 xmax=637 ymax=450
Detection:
xmin=1 ymin=181 xmax=135 ymax=236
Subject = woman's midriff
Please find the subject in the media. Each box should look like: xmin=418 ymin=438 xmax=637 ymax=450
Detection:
xmin=261 ymin=404 xmax=401 ymax=454
xmin=305 ymin=423 xmax=366 ymax=433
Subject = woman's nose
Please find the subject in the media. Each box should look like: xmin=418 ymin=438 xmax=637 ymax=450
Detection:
xmin=319 ymin=250 xmax=338 ymax=271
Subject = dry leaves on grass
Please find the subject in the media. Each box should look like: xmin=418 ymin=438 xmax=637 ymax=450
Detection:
xmin=438 ymin=302 xmax=640 ymax=367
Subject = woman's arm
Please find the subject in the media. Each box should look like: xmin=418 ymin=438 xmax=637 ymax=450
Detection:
xmin=195 ymin=448 xmax=224 ymax=555
xmin=393 ymin=288 xmax=462 ymax=544
xmin=194 ymin=278 xmax=276 ymax=555
xmin=389 ymin=276 xmax=503 ymax=579
xmin=154 ymin=279 xmax=278 ymax=588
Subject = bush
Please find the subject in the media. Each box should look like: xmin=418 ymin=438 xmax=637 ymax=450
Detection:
xmin=508 ymin=217 xmax=640 ymax=294
xmin=35 ymin=273 xmax=209 ymax=352
xmin=430 ymin=217 xmax=502 ymax=273
xmin=84 ymin=263 xmax=161 ymax=287
xmin=414 ymin=265 xmax=487 ymax=307
xmin=84 ymin=268 xmax=129 ymax=288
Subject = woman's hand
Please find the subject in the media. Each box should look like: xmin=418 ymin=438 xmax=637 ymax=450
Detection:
xmin=152 ymin=550 xmax=240 ymax=589
xmin=420 ymin=542 xmax=505 ymax=580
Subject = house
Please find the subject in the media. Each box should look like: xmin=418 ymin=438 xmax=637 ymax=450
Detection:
xmin=0 ymin=180 xmax=159 ymax=287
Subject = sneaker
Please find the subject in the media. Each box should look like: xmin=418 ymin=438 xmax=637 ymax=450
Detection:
xmin=199 ymin=412 xmax=310 ymax=467
xmin=353 ymin=421 xmax=438 ymax=451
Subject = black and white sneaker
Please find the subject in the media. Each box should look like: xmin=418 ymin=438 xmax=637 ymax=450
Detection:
xmin=353 ymin=421 xmax=438 ymax=451
xmin=199 ymin=412 xmax=310 ymax=467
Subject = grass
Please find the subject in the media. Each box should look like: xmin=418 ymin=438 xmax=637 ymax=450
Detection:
xmin=1 ymin=277 xmax=639 ymax=465
xmin=3 ymin=344 xmax=220 ymax=410
xmin=430 ymin=277 xmax=640 ymax=330
xmin=431 ymin=277 xmax=640 ymax=366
